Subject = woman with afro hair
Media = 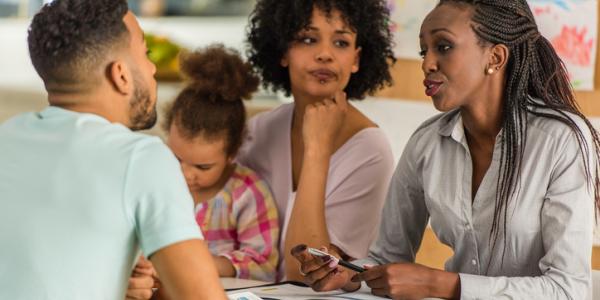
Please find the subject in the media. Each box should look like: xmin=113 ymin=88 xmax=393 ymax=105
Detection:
xmin=238 ymin=0 xmax=397 ymax=281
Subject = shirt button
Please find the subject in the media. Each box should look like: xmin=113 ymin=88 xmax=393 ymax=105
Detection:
xmin=471 ymin=259 xmax=477 ymax=265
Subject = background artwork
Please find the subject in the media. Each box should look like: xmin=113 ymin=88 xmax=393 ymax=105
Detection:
xmin=386 ymin=0 xmax=437 ymax=60
xmin=388 ymin=0 xmax=598 ymax=90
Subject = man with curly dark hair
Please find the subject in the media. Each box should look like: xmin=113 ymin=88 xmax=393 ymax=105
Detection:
xmin=0 ymin=1 xmax=226 ymax=299
xmin=238 ymin=0 xmax=397 ymax=281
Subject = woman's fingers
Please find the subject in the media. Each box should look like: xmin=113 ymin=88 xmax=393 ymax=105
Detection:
xmin=291 ymin=245 xmax=332 ymax=272
xmin=291 ymin=244 xmax=339 ymax=285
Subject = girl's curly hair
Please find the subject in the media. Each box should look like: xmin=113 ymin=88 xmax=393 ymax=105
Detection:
xmin=246 ymin=0 xmax=396 ymax=100
xmin=163 ymin=44 xmax=259 ymax=157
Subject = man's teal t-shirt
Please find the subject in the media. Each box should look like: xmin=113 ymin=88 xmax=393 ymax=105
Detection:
xmin=0 ymin=107 xmax=202 ymax=299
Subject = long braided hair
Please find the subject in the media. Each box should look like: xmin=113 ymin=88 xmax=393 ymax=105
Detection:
xmin=439 ymin=0 xmax=600 ymax=264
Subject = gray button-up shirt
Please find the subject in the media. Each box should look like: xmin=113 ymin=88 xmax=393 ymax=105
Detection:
xmin=357 ymin=108 xmax=594 ymax=299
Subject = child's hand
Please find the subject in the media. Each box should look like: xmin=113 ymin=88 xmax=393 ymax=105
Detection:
xmin=125 ymin=256 xmax=159 ymax=300
xmin=302 ymin=91 xmax=348 ymax=157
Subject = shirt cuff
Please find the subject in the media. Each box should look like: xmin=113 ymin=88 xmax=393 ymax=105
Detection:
xmin=352 ymin=257 xmax=380 ymax=268
xmin=459 ymin=273 xmax=493 ymax=299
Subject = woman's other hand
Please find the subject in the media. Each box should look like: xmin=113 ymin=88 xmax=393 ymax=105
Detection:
xmin=351 ymin=263 xmax=460 ymax=300
xmin=290 ymin=244 xmax=360 ymax=292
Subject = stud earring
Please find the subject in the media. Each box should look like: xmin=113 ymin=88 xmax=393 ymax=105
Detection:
xmin=487 ymin=68 xmax=495 ymax=75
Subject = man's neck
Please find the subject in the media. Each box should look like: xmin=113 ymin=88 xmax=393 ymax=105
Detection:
xmin=48 ymin=91 xmax=126 ymax=126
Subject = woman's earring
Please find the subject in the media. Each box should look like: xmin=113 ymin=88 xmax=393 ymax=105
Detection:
xmin=487 ymin=67 xmax=495 ymax=75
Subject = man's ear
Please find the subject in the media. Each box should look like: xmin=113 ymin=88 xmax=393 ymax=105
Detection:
xmin=108 ymin=60 xmax=132 ymax=95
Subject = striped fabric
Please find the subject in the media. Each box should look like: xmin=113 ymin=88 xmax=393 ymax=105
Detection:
xmin=195 ymin=164 xmax=279 ymax=281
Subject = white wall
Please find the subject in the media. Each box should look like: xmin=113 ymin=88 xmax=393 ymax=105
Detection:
xmin=0 ymin=18 xmax=44 ymax=92
xmin=0 ymin=17 xmax=249 ymax=92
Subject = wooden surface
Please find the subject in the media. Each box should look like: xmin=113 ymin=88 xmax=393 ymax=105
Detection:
xmin=415 ymin=228 xmax=454 ymax=269
xmin=416 ymin=228 xmax=600 ymax=270
xmin=595 ymin=247 xmax=600 ymax=271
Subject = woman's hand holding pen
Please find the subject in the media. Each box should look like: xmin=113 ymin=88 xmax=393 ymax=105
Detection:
xmin=351 ymin=263 xmax=460 ymax=300
xmin=302 ymin=91 xmax=348 ymax=158
xmin=291 ymin=244 xmax=360 ymax=292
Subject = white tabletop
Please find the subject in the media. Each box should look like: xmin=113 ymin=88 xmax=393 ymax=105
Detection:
xmin=221 ymin=277 xmax=270 ymax=290
xmin=221 ymin=278 xmax=442 ymax=300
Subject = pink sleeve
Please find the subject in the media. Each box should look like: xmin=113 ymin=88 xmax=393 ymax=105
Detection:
xmin=221 ymin=178 xmax=280 ymax=281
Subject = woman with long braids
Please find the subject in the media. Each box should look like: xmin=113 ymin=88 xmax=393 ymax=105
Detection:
xmin=292 ymin=1 xmax=600 ymax=299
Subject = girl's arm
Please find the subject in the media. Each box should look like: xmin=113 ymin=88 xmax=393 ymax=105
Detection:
xmin=218 ymin=178 xmax=280 ymax=281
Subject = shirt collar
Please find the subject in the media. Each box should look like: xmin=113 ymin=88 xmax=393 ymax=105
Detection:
xmin=38 ymin=106 xmax=110 ymax=124
xmin=437 ymin=109 xmax=463 ymax=143
xmin=438 ymin=109 xmax=518 ymax=154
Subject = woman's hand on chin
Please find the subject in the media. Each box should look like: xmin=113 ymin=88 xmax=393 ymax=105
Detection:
xmin=302 ymin=91 xmax=348 ymax=157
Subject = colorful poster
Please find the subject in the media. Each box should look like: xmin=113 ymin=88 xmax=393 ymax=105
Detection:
xmin=530 ymin=0 xmax=597 ymax=90
xmin=386 ymin=0 xmax=436 ymax=59
xmin=388 ymin=0 xmax=598 ymax=90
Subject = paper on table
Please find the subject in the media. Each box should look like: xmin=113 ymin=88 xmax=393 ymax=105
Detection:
xmin=228 ymin=291 xmax=264 ymax=300
xmin=226 ymin=283 xmax=386 ymax=300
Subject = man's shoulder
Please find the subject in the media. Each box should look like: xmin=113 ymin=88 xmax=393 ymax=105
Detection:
xmin=1 ymin=108 xmax=163 ymax=151
xmin=0 ymin=111 xmax=36 ymax=129
xmin=99 ymin=127 xmax=163 ymax=151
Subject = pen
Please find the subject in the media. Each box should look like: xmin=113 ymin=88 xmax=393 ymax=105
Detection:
xmin=307 ymin=247 xmax=366 ymax=273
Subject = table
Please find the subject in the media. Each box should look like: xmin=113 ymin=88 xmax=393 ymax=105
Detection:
xmin=221 ymin=278 xmax=441 ymax=300
xmin=221 ymin=277 xmax=270 ymax=290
